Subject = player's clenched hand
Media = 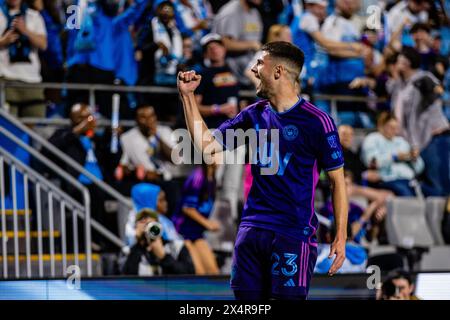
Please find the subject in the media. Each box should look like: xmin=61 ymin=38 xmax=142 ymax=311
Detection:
xmin=328 ymin=237 xmax=346 ymax=276
xmin=177 ymin=71 xmax=202 ymax=95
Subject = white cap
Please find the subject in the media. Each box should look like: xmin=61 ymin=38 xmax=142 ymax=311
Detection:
xmin=305 ymin=0 xmax=328 ymax=6
xmin=200 ymin=33 xmax=223 ymax=48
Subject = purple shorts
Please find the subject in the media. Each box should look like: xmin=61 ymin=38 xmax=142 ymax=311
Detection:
xmin=231 ymin=226 xmax=318 ymax=300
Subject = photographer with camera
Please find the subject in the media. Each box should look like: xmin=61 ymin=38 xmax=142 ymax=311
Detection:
xmin=121 ymin=209 xmax=195 ymax=276
xmin=0 ymin=0 xmax=47 ymax=118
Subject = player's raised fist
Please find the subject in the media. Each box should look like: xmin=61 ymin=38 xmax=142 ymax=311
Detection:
xmin=177 ymin=71 xmax=202 ymax=95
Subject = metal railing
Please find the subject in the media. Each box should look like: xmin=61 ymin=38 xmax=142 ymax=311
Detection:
xmin=0 ymin=125 xmax=93 ymax=276
xmin=0 ymin=145 xmax=90 ymax=278
xmin=0 ymin=121 xmax=126 ymax=245
xmin=0 ymin=108 xmax=133 ymax=211
xmin=0 ymin=116 xmax=129 ymax=278
xmin=1 ymin=80 xmax=448 ymax=127
xmin=0 ymin=80 xmax=448 ymax=109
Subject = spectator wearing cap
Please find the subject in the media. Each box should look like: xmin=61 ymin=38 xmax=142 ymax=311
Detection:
xmin=212 ymin=0 xmax=263 ymax=87
xmin=194 ymin=33 xmax=244 ymax=239
xmin=388 ymin=46 xmax=450 ymax=196
xmin=195 ymin=33 xmax=240 ymax=129
xmin=120 ymin=208 xmax=196 ymax=276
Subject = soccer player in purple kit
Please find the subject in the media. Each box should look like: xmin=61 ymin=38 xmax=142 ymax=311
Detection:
xmin=177 ymin=41 xmax=348 ymax=300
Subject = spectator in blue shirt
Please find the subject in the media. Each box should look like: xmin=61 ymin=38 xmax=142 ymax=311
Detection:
xmin=319 ymin=0 xmax=371 ymax=127
xmin=65 ymin=0 xmax=149 ymax=118
xmin=27 ymin=0 xmax=64 ymax=105
xmin=289 ymin=0 xmax=364 ymax=102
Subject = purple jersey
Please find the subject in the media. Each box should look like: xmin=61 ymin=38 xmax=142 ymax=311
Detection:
xmin=214 ymin=98 xmax=344 ymax=244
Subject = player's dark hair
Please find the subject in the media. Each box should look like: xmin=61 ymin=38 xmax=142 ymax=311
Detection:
xmin=400 ymin=46 xmax=422 ymax=70
xmin=261 ymin=41 xmax=305 ymax=77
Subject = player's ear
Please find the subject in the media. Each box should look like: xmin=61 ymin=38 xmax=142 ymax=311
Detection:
xmin=274 ymin=65 xmax=282 ymax=80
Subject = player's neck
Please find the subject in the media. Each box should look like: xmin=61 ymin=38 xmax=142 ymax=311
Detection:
xmin=269 ymin=91 xmax=300 ymax=113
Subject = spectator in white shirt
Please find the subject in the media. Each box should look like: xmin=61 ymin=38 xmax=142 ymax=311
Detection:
xmin=0 ymin=0 xmax=47 ymax=117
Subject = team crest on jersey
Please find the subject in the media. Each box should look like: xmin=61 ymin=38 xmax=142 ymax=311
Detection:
xmin=327 ymin=135 xmax=338 ymax=148
xmin=282 ymin=125 xmax=299 ymax=141
xmin=332 ymin=150 xmax=342 ymax=160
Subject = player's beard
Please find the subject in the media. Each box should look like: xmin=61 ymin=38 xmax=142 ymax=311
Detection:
xmin=256 ymin=78 xmax=269 ymax=99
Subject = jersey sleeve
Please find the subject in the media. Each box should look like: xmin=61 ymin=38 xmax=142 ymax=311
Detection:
xmin=212 ymin=106 xmax=253 ymax=151
xmin=314 ymin=117 xmax=345 ymax=171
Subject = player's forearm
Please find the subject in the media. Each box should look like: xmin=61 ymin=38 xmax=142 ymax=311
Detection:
xmin=180 ymin=92 xmax=221 ymax=156
xmin=329 ymin=171 xmax=348 ymax=240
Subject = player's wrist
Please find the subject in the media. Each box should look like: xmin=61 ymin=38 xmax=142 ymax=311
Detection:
xmin=180 ymin=91 xmax=195 ymax=98
xmin=334 ymin=232 xmax=347 ymax=242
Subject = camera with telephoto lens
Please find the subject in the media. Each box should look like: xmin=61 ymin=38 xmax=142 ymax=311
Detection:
xmin=144 ymin=221 xmax=163 ymax=242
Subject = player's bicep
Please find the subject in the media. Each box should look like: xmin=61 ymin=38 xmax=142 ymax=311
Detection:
xmin=326 ymin=166 xmax=345 ymax=184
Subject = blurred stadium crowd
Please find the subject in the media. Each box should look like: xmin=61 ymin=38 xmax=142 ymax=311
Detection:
xmin=0 ymin=0 xmax=450 ymax=290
